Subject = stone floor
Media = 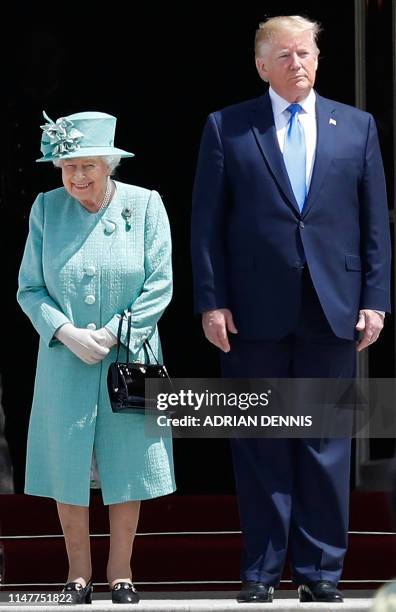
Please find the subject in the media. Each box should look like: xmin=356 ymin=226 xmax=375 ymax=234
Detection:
xmin=0 ymin=590 xmax=377 ymax=611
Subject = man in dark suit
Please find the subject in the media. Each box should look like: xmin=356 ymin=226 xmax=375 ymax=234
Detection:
xmin=191 ymin=15 xmax=391 ymax=603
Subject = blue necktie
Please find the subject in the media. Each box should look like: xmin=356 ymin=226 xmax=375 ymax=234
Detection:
xmin=283 ymin=103 xmax=306 ymax=211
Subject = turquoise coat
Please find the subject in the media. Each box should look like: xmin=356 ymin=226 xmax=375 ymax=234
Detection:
xmin=17 ymin=181 xmax=175 ymax=506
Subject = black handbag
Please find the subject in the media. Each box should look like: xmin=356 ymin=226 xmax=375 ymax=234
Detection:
xmin=107 ymin=312 xmax=174 ymax=415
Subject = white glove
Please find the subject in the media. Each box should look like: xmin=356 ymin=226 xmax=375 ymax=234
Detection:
xmin=92 ymin=327 xmax=117 ymax=349
xmin=55 ymin=323 xmax=110 ymax=364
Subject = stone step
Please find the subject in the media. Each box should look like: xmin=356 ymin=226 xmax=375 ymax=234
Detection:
xmin=0 ymin=591 xmax=375 ymax=611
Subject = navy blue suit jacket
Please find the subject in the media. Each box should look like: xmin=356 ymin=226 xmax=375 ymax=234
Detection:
xmin=191 ymin=92 xmax=392 ymax=341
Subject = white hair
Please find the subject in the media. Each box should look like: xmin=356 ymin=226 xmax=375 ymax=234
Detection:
xmin=53 ymin=155 xmax=121 ymax=174
xmin=255 ymin=15 xmax=321 ymax=58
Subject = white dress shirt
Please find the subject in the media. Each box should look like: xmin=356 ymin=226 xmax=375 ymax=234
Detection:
xmin=269 ymin=86 xmax=317 ymax=190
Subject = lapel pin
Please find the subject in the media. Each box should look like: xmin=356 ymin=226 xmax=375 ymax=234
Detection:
xmin=121 ymin=206 xmax=133 ymax=231
xmin=329 ymin=118 xmax=337 ymax=126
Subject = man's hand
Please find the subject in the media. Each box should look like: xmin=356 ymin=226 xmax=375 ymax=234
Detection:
xmin=202 ymin=308 xmax=238 ymax=352
xmin=355 ymin=309 xmax=384 ymax=352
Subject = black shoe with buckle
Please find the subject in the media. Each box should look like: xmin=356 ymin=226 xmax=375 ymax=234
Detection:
xmin=111 ymin=582 xmax=139 ymax=604
xmin=61 ymin=580 xmax=93 ymax=604
xmin=298 ymin=580 xmax=343 ymax=602
xmin=237 ymin=581 xmax=274 ymax=603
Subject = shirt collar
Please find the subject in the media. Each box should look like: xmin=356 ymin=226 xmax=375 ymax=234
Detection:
xmin=269 ymin=86 xmax=316 ymax=117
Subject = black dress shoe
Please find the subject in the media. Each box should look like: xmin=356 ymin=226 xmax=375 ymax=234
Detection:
xmin=61 ymin=580 xmax=93 ymax=604
xmin=111 ymin=582 xmax=139 ymax=604
xmin=298 ymin=580 xmax=343 ymax=602
xmin=237 ymin=581 xmax=274 ymax=603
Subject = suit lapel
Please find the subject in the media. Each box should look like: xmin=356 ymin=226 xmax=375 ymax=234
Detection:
xmin=249 ymin=93 xmax=300 ymax=214
xmin=302 ymin=95 xmax=338 ymax=217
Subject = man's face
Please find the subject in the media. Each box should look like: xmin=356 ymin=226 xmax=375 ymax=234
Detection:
xmin=255 ymin=30 xmax=318 ymax=102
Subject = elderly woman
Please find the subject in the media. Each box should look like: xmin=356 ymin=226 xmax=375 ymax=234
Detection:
xmin=17 ymin=111 xmax=175 ymax=604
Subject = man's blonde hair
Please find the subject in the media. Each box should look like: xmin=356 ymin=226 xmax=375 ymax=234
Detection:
xmin=255 ymin=15 xmax=321 ymax=58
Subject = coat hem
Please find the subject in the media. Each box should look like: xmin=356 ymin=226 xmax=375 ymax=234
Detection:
xmin=24 ymin=485 xmax=177 ymax=507
xmin=24 ymin=489 xmax=90 ymax=507
xmin=102 ymin=485 xmax=177 ymax=506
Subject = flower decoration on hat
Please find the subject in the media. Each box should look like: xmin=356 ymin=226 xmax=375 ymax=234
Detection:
xmin=40 ymin=111 xmax=84 ymax=157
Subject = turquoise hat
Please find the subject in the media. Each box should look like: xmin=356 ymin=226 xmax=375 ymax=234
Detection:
xmin=37 ymin=111 xmax=134 ymax=162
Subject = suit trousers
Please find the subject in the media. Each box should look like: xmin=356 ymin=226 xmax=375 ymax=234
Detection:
xmin=221 ymin=267 xmax=356 ymax=586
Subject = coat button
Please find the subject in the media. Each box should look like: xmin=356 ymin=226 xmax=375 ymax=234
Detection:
xmin=84 ymin=265 xmax=96 ymax=276
xmin=86 ymin=323 xmax=97 ymax=330
xmin=84 ymin=295 xmax=96 ymax=305
xmin=299 ymin=221 xmax=305 ymax=229
xmin=102 ymin=220 xmax=116 ymax=234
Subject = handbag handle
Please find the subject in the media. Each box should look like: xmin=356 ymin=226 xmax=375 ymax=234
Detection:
xmin=115 ymin=311 xmax=160 ymax=366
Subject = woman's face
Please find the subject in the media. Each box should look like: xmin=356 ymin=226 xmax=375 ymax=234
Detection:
xmin=60 ymin=157 xmax=109 ymax=211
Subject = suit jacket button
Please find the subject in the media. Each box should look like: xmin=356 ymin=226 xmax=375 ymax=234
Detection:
xmin=84 ymin=295 xmax=96 ymax=305
xmin=299 ymin=221 xmax=305 ymax=229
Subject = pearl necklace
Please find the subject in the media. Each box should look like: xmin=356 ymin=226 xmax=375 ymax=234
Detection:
xmin=98 ymin=178 xmax=114 ymax=212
